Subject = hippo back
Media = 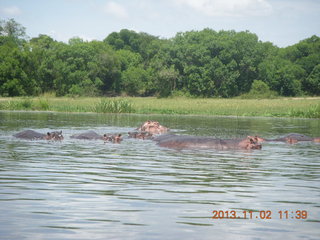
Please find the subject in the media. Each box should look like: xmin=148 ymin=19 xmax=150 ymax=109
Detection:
xmin=156 ymin=135 xmax=261 ymax=150
xmin=274 ymin=133 xmax=314 ymax=142
xmin=13 ymin=130 xmax=46 ymax=140
xmin=70 ymin=130 xmax=102 ymax=140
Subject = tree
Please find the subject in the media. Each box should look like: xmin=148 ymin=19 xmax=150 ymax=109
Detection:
xmin=0 ymin=18 xmax=27 ymax=45
xmin=156 ymin=66 xmax=180 ymax=97
xmin=303 ymin=64 xmax=320 ymax=95
xmin=0 ymin=42 xmax=38 ymax=96
xmin=258 ymin=57 xmax=305 ymax=96
xmin=121 ymin=66 xmax=150 ymax=96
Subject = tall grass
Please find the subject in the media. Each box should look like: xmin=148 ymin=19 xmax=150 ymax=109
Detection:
xmin=37 ymin=98 xmax=50 ymax=110
xmin=94 ymin=98 xmax=134 ymax=113
xmin=0 ymin=96 xmax=319 ymax=118
xmin=288 ymin=104 xmax=320 ymax=118
xmin=0 ymin=98 xmax=34 ymax=110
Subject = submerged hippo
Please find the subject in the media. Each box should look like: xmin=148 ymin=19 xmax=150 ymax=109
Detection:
xmin=103 ymin=134 xmax=122 ymax=143
xmin=155 ymin=135 xmax=262 ymax=150
xmin=13 ymin=130 xmax=64 ymax=141
xmin=70 ymin=131 xmax=122 ymax=143
xmin=136 ymin=120 xmax=169 ymax=135
xmin=251 ymin=133 xmax=320 ymax=144
xmin=128 ymin=131 xmax=153 ymax=140
xmin=70 ymin=130 xmax=103 ymax=140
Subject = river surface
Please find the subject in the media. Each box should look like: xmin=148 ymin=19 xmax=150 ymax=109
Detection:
xmin=0 ymin=111 xmax=319 ymax=240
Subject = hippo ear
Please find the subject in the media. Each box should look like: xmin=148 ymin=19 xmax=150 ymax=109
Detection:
xmin=118 ymin=134 xmax=122 ymax=137
xmin=47 ymin=132 xmax=51 ymax=136
xmin=103 ymin=134 xmax=107 ymax=137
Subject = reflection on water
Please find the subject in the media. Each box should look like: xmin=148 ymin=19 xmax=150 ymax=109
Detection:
xmin=0 ymin=111 xmax=319 ymax=240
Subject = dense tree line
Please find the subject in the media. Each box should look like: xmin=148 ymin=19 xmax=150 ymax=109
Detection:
xmin=1 ymin=19 xmax=319 ymax=97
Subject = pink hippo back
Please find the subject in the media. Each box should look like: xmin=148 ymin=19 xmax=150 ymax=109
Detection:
xmin=136 ymin=120 xmax=169 ymax=135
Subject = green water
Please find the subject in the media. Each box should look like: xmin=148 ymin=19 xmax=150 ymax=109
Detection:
xmin=0 ymin=111 xmax=319 ymax=239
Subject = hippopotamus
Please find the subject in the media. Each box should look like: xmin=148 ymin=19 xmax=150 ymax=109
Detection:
xmin=70 ymin=130 xmax=103 ymax=140
xmin=128 ymin=131 xmax=153 ymax=140
xmin=70 ymin=131 xmax=122 ymax=143
xmin=103 ymin=134 xmax=122 ymax=143
xmin=136 ymin=120 xmax=169 ymax=135
xmin=154 ymin=135 xmax=262 ymax=150
xmin=13 ymin=130 xmax=64 ymax=141
xmin=251 ymin=133 xmax=320 ymax=144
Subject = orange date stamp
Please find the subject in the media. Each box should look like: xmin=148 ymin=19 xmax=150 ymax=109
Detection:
xmin=212 ymin=210 xmax=308 ymax=220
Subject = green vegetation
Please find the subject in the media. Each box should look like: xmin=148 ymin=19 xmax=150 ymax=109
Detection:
xmin=94 ymin=98 xmax=134 ymax=113
xmin=0 ymin=97 xmax=319 ymax=118
xmin=1 ymin=19 xmax=319 ymax=99
xmin=239 ymin=80 xmax=278 ymax=99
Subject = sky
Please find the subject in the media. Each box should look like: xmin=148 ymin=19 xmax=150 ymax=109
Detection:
xmin=0 ymin=0 xmax=319 ymax=47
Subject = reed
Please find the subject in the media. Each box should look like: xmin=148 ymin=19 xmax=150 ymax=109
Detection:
xmin=93 ymin=98 xmax=134 ymax=113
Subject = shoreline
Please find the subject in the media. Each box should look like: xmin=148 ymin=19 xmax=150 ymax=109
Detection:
xmin=0 ymin=97 xmax=319 ymax=119
xmin=1 ymin=109 xmax=319 ymax=121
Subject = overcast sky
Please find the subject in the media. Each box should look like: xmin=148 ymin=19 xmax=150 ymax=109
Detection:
xmin=0 ymin=0 xmax=319 ymax=47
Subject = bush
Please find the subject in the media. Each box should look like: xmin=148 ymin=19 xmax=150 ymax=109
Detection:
xmin=20 ymin=98 xmax=33 ymax=109
xmin=239 ymin=80 xmax=278 ymax=99
xmin=38 ymin=98 xmax=50 ymax=110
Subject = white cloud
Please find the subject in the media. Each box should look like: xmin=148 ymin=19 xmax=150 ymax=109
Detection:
xmin=175 ymin=0 xmax=273 ymax=17
xmin=103 ymin=1 xmax=128 ymax=19
xmin=1 ymin=6 xmax=22 ymax=16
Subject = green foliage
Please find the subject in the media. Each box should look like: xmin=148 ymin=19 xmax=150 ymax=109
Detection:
xmin=258 ymin=57 xmax=305 ymax=96
xmin=156 ymin=66 xmax=180 ymax=97
xmin=0 ymin=18 xmax=27 ymax=45
xmin=303 ymin=64 xmax=320 ymax=95
xmin=0 ymin=98 xmax=33 ymax=110
xmin=20 ymin=98 xmax=33 ymax=109
xmin=94 ymin=98 xmax=134 ymax=113
xmin=239 ymin=80 xmax=278 ymax=99
xmin=1 ymin=97 xmax=319 ymax=118
xmin=0 ymin=18 xmax=320 ymax=98
xmin=38 ymin=98 xmax=50 ymax=110
xmin=121 ymin=66 xmax=152 ymax=96
xmin=288 ymin=104 xmax=320 ymax=118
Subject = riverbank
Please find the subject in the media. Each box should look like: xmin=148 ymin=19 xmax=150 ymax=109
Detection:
xmin=0 ymin=97 xmax=319 ymax=118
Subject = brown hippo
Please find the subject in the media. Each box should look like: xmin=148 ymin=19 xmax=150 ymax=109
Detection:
xmin=250 ymin=133 xmax=320 ymax=144
xmin=71 ymin=131 xmax=122 ymax=143
xmin=70 ymin=130 xmax=103 ymax=140
xmin=13 ymin=130 xmax=64 ymax=141
xmin=154 ymin=135 xmax=262 ymax=150
xmin=136 ymin=120 xmax=169 ymax=135
xmin=103 ymin=134 xmax=122 ymax=143
xmin=128 ymin=131 xmax=153 ymax=140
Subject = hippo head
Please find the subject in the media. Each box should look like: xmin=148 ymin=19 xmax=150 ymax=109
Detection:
xmin=313 ymin=138 xmax=320 ymax=143
xmin=247 ymin=136 xmax=265 ymax=143
xmin=113 ymin=134 xmax=122 ymax=143
xmin=103 ymin=134 xmax=113 ymax=142
xmin=239 ymin=136 xmax=262 ymax=149
xmin=286 ymin=137 xmax=298 ymax=144
xmin=103 ymin=134 xmax=122 ymax=143
xmin=45 ymin=131 xmax=64 ymax=141
xmin=128 ymin=132 xmax=138 ymax=138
